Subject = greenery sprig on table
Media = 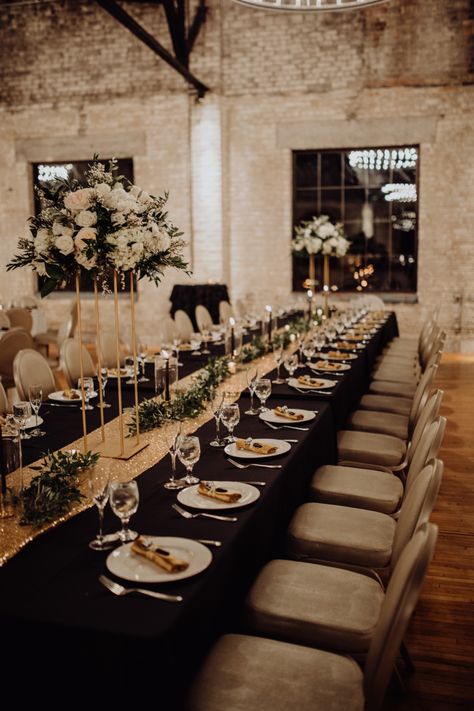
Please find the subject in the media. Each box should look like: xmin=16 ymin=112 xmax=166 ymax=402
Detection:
xmin=20 ymin=450 xmax=99 ymax=528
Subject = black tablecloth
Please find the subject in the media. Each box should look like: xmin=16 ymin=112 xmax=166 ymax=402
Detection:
xmin=170 ymin=283 xmax=230 ymax=329
xmin=0 ymin=312 xmax=397 ymax=706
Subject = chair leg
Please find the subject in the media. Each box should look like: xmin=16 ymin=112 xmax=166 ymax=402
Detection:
xmin=400 ymin=641 xmax=416 ymax=674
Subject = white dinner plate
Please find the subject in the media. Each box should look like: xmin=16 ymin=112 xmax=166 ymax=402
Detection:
xmin=334 ymin=342 xmax=364 ymax=350
xmin=309 ymin=362 xmax=351 ymax=373
xmin=106 ymin=369 xmax=130 ymax=379
xmin=24 ymin=415 xmax=44 ymax=429
xmin=288 ymin=377 xmax=336 ymax=391
xmin=106 ymin=536 xmax=212 ymax=584
xmin=259 ymin=408 xmax=315 ymax=424
xmin=177 ymin=481 xmax=260 ymax=510
xmin=48 ymin=390 xmax=98 ymax=403
xmin=318 ymin=352 xmax=358 ymax=361
xmin=224 ymin=438 xmax=291 ymax=460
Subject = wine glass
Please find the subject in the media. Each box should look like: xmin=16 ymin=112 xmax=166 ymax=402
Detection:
xmin=137 ymin=341 xmax=150 ymax=382
xmin=88 ymin=469 xmax=114 ymax=550
xmin=210 ymin=388 xmax=225 ymax=448
xmin=220 ymin=402 xmax=240 ymax=443
xmin=13 ymin=401 xmax=31 ymax=440
xmin=272 ymin=344 xmax=285 ymax=384
xmin=98 ymin=367 xmax=111 ymax=408
xmin=254 ymin=378 xmax=271 ymax=412
xmin=172 ymin=337 xmax=184 ymax=366
xmin=163 ymin=419 xmax=185 ymax=490
xmin=177 ymin=435 xmax=201 ymax=486
xmin=201 ymin=328 xmax=211 ymax=355
xmin=190 ymin=332 xmax=202 ymax=356
xmin=302 ymin=341 xmax=316 ymax=366
xmin=283 ymin=354 xmax=298 ymax=383
xmin=28 ymin=384 xmax=45 ymax=437
xmin=313 ymin=331 xmax=326 ymax=357
xmin=245 ymin=366 xmax=259 ymax=416
xmin=109 ymin=480 xmax=139 ymax=543
xmin=77 ymin=376 xmax=94 ymax=410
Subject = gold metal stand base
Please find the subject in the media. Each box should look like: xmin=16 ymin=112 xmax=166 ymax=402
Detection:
xmin=94 ymin=439 xmax=149 ymax=460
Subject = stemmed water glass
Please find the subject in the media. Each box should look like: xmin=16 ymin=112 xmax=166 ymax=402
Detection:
xmin=99 ymin=367 xmax=111 ymax=408
xmin=201 ymin=328 xmax=211 ymax=355
xmin=313 ymin=331 xmax=326 ymax=358
xmin=220 ymin=402 xmax=240 ymax=443
xmin=177 ymin=435 xmax=201 ymax=486
xmin=28 ymin=384 xmax=45 ymax=437
xmin=88 ymin=469 xmax=114 ymax=550
xmin=124 ymin=354 xmax=137 ymax=385
xmin=254 ymin=378 xmax=271 ymax=413
xmin=163 ymin=419 xmax=185 ymax=490
xmin=109 ymin=479 xmax=139 ymax=543
xmin=245 ymin=366 xmax=259 ymax=416
xmin=77 ymin=377 xmax=94 ymax=410
xmin=210 ymin=388 xmax=225 ymax=448
xmin=137 ymin=341 xmax=150 ymax=382
xmin=272 ymin=344 xmax=285 ymax=385
xmin=283 ymin=353 xmax=298 ymax=383
xmin=13 ymin=401 xmax=31 ymax=440
xmin=302 ymin=341 xmax=316 ymax=366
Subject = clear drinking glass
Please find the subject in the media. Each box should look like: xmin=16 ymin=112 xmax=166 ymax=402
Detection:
xmin=177 ymin=435 xmax=201 ymax=486
xmin=28 ymin=384 xmax=45 ymax=437
xmin=13 ymin=401 xmax=31 ymax=440
xmin=172 ymin=337 xmax=184 ymax=366
xmin=245 ymin=366 xmax=259 ymax=416
xmin=220 ymin=402 xmax=240 ymax=443
xmin=137 ymin=341 xmax=150 ymax=382
xmin=302 ymin=341 xmax=316 ymax=365
xmin=109 ymin=480 xmax=139 ymax=543
xmin=254 ymin=378 xmax=271 ymax=412
xmin=99 ymin=367 xmax=111 ymax=408
xmin=283 ymin=354 xmax=298 ymax=382
xmin=272 ymin=344 xmax=285 ymax=384
xmin=124 ymin=354 xmax=136 ymax=385
xmin=210 ymin=388 xmax=225 ymax=448
xmin=201 ymin=329 xmax=211 ymax=355
xmin=190 ymin=333 xmax=202 ymax=356
xmin=163 ymin=420 xmax=185 ymax=490
xmin=77 ymin=376 xmax=94 ymax=410
xmin=88 ymin=469 xmax=114 ymax=550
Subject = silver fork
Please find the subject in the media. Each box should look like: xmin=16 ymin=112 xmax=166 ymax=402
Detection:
xmin=172 ymin=502 xmax=238 ymax=522
xmin=227 ymin=457 xmax=282 ymax=470
xmin=292 ymin=386 xmax=333 ymax=395
xmin=99 ymin=575 xmax=183 ymax=602
xmin=264 ymin=422 xmax=309 ymax=432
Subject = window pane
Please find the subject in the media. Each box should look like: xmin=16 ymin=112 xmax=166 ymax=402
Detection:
xmin=321 ymin=152 xmax=341 ymax=187
xmin=344 ymin=188 xmax=365 ymax=222
xmin=344 ymin=153 xmax=367 ymax=187
xmin=294 ymin=153 xmax=317 ymax=188
xmin=294 ymin=190 xmax=318 ymax=224
xmin=320 ymin=189 xmax=342 ymax=221
xmin=368 ymin=189 xmax=390 ymax=221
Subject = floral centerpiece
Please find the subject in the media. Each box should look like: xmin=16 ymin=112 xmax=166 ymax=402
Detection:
xmin=292 ymin=214 xmax=350 ymax=258
xmin=7 ymin=157 xmax=188 ymax=295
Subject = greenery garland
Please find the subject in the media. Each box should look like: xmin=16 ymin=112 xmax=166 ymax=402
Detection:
xmin=20 ymin=450 xmax=99 ymax=528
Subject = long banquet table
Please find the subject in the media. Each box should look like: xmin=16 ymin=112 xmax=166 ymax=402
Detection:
xmin=0 ymin=312 xmax=398 ymax=707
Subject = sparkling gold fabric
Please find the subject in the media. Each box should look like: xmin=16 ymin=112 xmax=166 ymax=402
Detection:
xmin=0 ymin=352 xmax=277 ymax=566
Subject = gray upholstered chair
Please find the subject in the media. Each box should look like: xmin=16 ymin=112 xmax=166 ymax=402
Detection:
xmin=187 ymin=524 xmax=438 ymax=711
xmin=59 ymin=338 xmax=96 ymax=386
xmin=13 ymin=348 xmax=57 ymax=401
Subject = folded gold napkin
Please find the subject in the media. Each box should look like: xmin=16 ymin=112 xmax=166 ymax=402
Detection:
xmin=274 ymin=406 xmax=304 ymax=421
xmin=131 ymin=537 xmax=189 ymax=573
xmin=62 ymin=389 xmax=81 ymax=400
xmin=235 ymin=438 xmax=277 ymax=455
xmin=198 ymin=481 xmax=241 ymax=503
xmin=335 ymin=342 xmax=356 ymax=350
xmin=107 ymin=367 xmax=127 ymax=377
xmin=326 ymin=351 xmax=347 ymax=360
xmin=297 ymin=375 xmax=326 ymax=388
xmin=315 ymin=360 xmax=342 ymax=371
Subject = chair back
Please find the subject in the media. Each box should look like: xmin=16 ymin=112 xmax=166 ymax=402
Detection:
xmin=0 ymin=329 xmax=35 ymax=381
xmin=13 ymin=348 xmax=57 ymax=401
xmin=174 ymin=310 xmax=194 ymax=342
xmin=59 ymin=338 xmax=96 ymax=386
xmin=160 ymin=316 xmax=179 ymax=343
xmin=364 ymin=523 xmax=438 ymax=711
xmin=6 ymin=308 xmax=33 ymax=333
xmin=391 ymin=460 xmax=442 ymax=570
xmin=406 ymin=417 xmax=446 ymax=487
xmin=68 ymin=299 xmax=78 ymax=338
xmin=16 ymin=295 xmax=38 ymax=309
xmin=195 ymin=305 xmax=213 ymax=333
xmin=421 ymin=330 xmax=445 ymax=370
xmin=408 ymin=363 xmax=438 ymax=432
xmin=97 ymin=331 xmax=124 ymax=369
xmin=56 ymin=315 xmax=74 ymax=350
xmin=219 ymin=300 xmax=234 ymax=323
xmin=408 ymin=390 xmax=444 ymax=466
xmin=0 ymin=380 xmax=8 ymax=414
xmin=0 ymin=312 xmax=11 ymax=330
xmin=363 ymin=295 xmax=385 ymax=310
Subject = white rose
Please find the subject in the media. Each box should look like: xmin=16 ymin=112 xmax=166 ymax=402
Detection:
xmin=129 ymin=185 xmax=141 ymax=198
xmin=35 ymin=232 xmax=50 ymax=254
xmin=76 ymin=252 xmax=97 ymax=271
xmin=157 ymin=232 xmax=171 ymax=251
xmin=95 ymin=182 xmax=111 ymax=199
xmin=131 ymin=242 xmax=144 ymax=255
xmin=318 ymin=223 xmax=335 ymax=239
xmin=75 ymin=210 xmax=97 ymax=227
xmin=52 ymin=222 xmax=74 ymax=238
xmin=111 ymin=212 xmax=126 ymax=226
xmin=64 ymin=188 xmax=94 ymax=212
xmin=55 ymin=234 xmax=75 ymax=256
xmin=322 ymin=240 xmax=333 ymax=255
xmin=74 ymin=227 xmax=97 ymax=251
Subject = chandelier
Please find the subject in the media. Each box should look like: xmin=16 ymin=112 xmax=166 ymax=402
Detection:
xmin=232 ymin=0 xmax=390 ymax=11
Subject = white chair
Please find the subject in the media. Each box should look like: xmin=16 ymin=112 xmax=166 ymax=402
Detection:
xmin=187 ymin=524 xmax=438 ymax=711
xmin=13 ymin=348 xmax=57 ymax=401
xmin=195 ymin=304 xmax=214 ymax=333
xmin=59 ymin=338 xmax=96 ymax=386
xmin=174 ymin=310 xmax=194 ymax=342
xmin=0 ymin=380 xmax=8 ymax=414
xmin=218 ymin=300 xmax=234 ymax=323
xmin=35 ymin=300 xmax=77 ymax=357
xmin=6 ymin=308 xmax=33 ymax=333
xmin=0 ymin=328 xmax=35 ymax=388
xmin=160 ymin=316 xmax=179 ymax=344
xmin=0 ymin=312 xmax=11 ymax=330
xmin=97 ymin=331 xmax=125 ymax=369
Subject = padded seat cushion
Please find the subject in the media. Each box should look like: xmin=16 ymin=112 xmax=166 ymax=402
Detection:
xmin=310 ymin=464 xmax=403 ymax=514
xmin=246 ymin=559 xmax=384 ymax=653
xmin=368 ymin=380 xmax=417 ymax=398
xmin=371 ymin=367 xmax=418 ymax=383
xmin=359 ymin=394 xmax=412 ymax=416
xmin=346 ymin=409 xmax=409 ymax=440
xmin=287 ymin=502 xmax=396 ymax=568
xmin=188 ymin=634 xmax=364 ymax=711
xmin=337 ymin=430 xmax=406 ymax=467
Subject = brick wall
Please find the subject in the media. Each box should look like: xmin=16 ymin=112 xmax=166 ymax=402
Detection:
xmin=0 ymin=0 xmax=473 ymax=348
